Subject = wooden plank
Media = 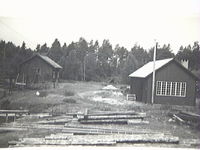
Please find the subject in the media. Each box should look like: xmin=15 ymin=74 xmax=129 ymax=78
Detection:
xmin=87 ymin=111 xmax=145 ymax=116
xmin=64 ymin=123 xmax=168 ymax=134
xmin=0 ymin=113 xmax=16 ymax=117
xmin=79 ymin=114 xmax=146 ymax=120
xmin=62 ymin=127 xmax=167 ymax=135
xmin=78 ymin=119 xmax=129 ymax=124
xmin=12 ymin=137 xmax=116 ymax=146
xmin=0 ymin=127 xmax=27 ymax=131
xmin=179 ymin=111 xmax=200 ymax=122
xmin=12 ymin=134 xmax=179 ymax=146
xmin=180 ymin=111 xmax=200 ymax=118
xmin=173 ymin=114 xmax=185 ymax=123
xmin=37 ymin=119 xmax=72 ymax=124
xmin=0 ymin=110 xmax=29 ymax=114
xmin=127 ymin=120 xmax=149 ymax=124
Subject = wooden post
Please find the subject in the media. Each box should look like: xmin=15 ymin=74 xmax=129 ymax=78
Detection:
xmin=5 ymin=113 xmax=8 ymax=123
xmin=151 ymin=41 xmax=157 ymax=104
xmin=13 ymin=114 xmax=16 ymax=122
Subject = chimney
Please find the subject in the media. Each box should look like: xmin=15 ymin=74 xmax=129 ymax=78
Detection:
xmin=181 ymin=59 xmax=189 ymax=69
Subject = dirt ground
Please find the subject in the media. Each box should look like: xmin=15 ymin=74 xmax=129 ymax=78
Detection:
xmin=0 ymin=80 xmax=200 ymax=148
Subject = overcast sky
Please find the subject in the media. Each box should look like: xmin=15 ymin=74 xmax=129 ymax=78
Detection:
xmin=0 ymin=0 xmax=200 ymax=53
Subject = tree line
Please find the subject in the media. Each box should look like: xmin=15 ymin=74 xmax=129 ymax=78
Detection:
xmin=0 ymin=38 xmax=199 ymax=83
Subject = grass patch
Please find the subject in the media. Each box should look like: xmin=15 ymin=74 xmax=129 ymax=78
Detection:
xmin=63 ymin=98 xmax=76 ymax=103
xmin=38 ymin=91 xmax=48 ymax=97
xmin=64 ymin=90 xmax=75 ymax=96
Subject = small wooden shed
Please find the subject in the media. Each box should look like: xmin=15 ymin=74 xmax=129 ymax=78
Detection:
xmin=129 ymin=58 xmax=198 ymax=106
xmin=18 ymin=54 xmax=62 ymax=84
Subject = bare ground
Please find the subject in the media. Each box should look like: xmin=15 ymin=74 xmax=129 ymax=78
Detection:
xmin=0 ymin=80 xmax=199 ymax=148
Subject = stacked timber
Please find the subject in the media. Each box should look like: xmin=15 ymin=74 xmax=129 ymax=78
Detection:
xmin=9 ymin=133 xmax=179 ymax=147
xmin=77 ymin=111 xmax=148 ymax=124
xmin=63 ymin=124 xmax=167 ymax=135
xmin=170 ymin=111 xmax=200 ymax=128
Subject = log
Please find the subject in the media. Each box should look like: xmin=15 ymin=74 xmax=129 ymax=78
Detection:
xmin=37 ymin=119 xmax=72 ymax=124
xmin=179 ymin=111 xmax=200 ymax=122
xmin=173 ymin=114 xmax=185 ymax=123
xmin=79 ymin=114 xmax=146 ymax=120
xmin=180 ymin=111 xmax=200 ymax=118
xmin=64 ymin=123 xmax=170 ymax=134
xmin=88 ymin=111 xmax=145 ymax=116
xmin=127 ymin=120 xmax=149 ymax=124
xmin=0 ymin=127 xmax=27 ymax=132
xmin=13 ymin=134 xmax=179 ymax=146
xmin=79 ymin=119 xmax=129 ymax=124
xmin=0 ymin=110 xmax=29 ymax=114
xmin=11 ymin=137 xmax=116 ymax=146
xmin=180 ymin=139 xmax=200 ymax=147
xmin=0 ymin=113 xmax=16 ymax=117
xmin=62 ymin=127 xmax=167 ymax=135
xmin=45 ymin=133 xmax=73 ymax=140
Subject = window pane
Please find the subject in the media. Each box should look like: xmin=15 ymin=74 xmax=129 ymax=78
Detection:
xmin=166 ymin=82 xmax=171 ymax=95
xmin=171 ymin=82 xmax=176 ymax=96
xmin=161 ymin=81 xmax=166 ymax=95
xmin=181 ymin=82 xmax=186 ymax=96
xmin=176 ymin=82 xmax=181 ymax=96
xmin=156 ymin=81 xmax=161 ymax=95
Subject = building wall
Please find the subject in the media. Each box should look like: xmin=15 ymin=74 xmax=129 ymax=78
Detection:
xmin=146 ymin=61 xmax=196 ymax=106
xmin=20 ymin=56 xmax=54 ymax=83
xmin=130 ymin=78 xmax=145 ymax=102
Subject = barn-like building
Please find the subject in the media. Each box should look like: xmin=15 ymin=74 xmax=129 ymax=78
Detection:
xmin=129 ymin=58 xmax=198 ymax=106
xmin=18 ymin=54 xmax=62 ymax=85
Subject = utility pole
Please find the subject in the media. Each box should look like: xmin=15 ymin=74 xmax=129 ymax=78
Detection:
xmin=83 ymin=59 xmax=86 ymax=81
xmin=83 ymin=53 xmax=88 ymax=81
xmin=151 ymin=41 xmax=157 ymax=104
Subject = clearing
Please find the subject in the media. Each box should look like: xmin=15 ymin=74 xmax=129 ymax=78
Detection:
xmin=0 ymin=80 xmax=199 ymax=148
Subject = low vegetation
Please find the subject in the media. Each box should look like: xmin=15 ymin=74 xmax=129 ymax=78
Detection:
xmin=63 ymin=98 xmax=76 ymax=104
xmin=64 ymin=90 xmax=75 ymax=97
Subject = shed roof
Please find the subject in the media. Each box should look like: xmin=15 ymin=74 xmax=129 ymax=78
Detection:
xmin=21 ymin=54 xmax=62 ymax=69
xmin=129 ymin=58 xmax=173 ymax=78
xmin=38 ymin=54 xmax=62 ymax=69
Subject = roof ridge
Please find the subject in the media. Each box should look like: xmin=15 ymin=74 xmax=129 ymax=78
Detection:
xmin=129 ymin=58 xmax=173 ymax=78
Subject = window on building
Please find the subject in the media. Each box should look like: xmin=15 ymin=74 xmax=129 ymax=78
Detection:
xmin=156 ymin=81 xmax=162 ymax=95
xmin=156 ymin=81 xmax=186 ymax=97
xmin=180 ymin=82 xmax=186 ymax=97
xmin=166 ymin=82 xmax=171 ymax=96
xmin=171 ymin=82 xmax=176 ymax=96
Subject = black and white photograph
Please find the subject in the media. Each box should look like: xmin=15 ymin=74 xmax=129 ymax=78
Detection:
xmin=0 ymin=0 xmax=200 ymax=149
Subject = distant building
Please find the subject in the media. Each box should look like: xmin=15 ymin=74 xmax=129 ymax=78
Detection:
xmin=18 ymin=54 xmax=62 ymax=84
xmin=129 ymin=58 xmax=198 ymax=106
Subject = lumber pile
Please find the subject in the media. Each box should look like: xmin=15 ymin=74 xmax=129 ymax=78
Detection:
xmin=0 ymin=110 xmax=29 ymax=114
xmin=0 ymin=109 xmax=29 ymax=123
xmin=63 ymin=124 xmax=167 ymax=135
xmin=77 ymin=111 xmax=147 ymax=124
xmin=6 ymin=110 xmax=181 ymax=147
xmin=169 ymin=111 xmax=200 ymax=128
xmin=9 ymin=133 xmax=179 ymax=147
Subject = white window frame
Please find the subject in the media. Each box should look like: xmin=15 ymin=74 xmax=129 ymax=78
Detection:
xmin=156 ymin=81 xmax=186 ymax=97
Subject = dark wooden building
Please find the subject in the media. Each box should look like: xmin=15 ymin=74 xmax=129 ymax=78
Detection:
xmin=129 ymin=58 xmax=198 ymax=106
xmin=18 ymin=54 xmax=62 ymax=84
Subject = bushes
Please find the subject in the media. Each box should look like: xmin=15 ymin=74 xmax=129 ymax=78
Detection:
xmin=63 ymin=90 xmax=76 ymax=103
xmin=64 ymin=90 xmax=75 ymax=96
xmin=38 ymin=91 xmax=48 ymax=97
xmin=0 ymin=99 xmax=10 ymax=109
xmin=63 ymin=98 xmax=76 ymax=103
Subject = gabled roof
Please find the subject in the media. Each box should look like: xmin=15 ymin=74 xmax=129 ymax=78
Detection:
xmin=38 ymin=54 xmax=62 ymax=69
xmin=129 ymin=58 xmax=173 ymax=78
xmin=129 ymin=58 xmax=198 ymax=80
xmin=21 ymin=54 xmax=62 ymax=69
